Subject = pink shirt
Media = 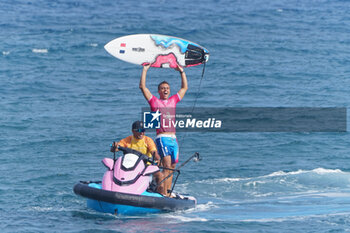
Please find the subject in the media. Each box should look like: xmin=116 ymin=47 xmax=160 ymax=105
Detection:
xmin=148 ymin=93 xmax=181 ymax=134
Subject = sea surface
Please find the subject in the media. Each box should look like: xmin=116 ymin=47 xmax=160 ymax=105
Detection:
xmin=2 ymin=0 xmax=350 ymax=232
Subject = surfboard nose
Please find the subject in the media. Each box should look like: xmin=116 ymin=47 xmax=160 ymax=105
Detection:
xmin=104 ymin=41 xmax=113 ymax=56
xmin=104 ymin=39 xmax=119 ymax=57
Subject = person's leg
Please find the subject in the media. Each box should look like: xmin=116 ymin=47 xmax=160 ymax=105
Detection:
xmin=167 ymin=139 xmax=179 ymax=196
xmin=155 ymin=137 xmax=171 ymax=196
xmin=162 ymin=155 xmax=172 ymax=196
xmin=153 ymin=170 xmax=164 ymax=194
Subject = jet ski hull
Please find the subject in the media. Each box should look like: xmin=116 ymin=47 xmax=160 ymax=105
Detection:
xmin=74 ymin=182 xmax=196 ymax=215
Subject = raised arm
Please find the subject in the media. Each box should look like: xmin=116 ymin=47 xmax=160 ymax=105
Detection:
xmin=176 ymin=65 xmax=188 ymax=99
xmin=139 ymin=64 xmax=153 ymax=101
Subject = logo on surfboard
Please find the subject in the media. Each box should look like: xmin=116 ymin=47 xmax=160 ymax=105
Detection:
xmin=132 ymin=47 xmax=145 ymax=52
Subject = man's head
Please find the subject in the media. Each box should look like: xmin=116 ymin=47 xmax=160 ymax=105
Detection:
xmin=158 ymin=81 xmax=170 ymax=100
xmin=132 ymin=121 xmax=145 ymax=139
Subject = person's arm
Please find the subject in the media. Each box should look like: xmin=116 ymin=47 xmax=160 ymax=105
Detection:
xmin=147 ymin=137 xmax=161 ymax=163
xmin=110 ymin=137 xmax=129 ymax=152
xmin=176 ymin=64 xmax=188 ymax=99
xmin=152 ymin=150 xmax=161 ymax=163
xmin=139 ymin=64 xmax=153 ymax=101
xmin=110 ymin=141 xmax=119 ymax=152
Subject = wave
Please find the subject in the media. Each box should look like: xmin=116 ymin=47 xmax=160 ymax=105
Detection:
xmin=205 ymin=168 xmax=347 ymax=183
xmin=265 ymin=168 xmax=344 ymax=177
xmin=163 ymin=215 xmax=208 ymax=222
xmin=195 ymin=201 xmax=218 ymax=212
xmin=195 ymin=168 xmax=350 ymax=199
xmin=32 ymin=48 xmax=48 ymax=53
xmin=241 ymin=212 xmax=350 ymax=223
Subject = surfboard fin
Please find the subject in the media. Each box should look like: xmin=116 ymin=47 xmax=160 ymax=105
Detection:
xmin=185 ymin=44 xmax=208 ymax=66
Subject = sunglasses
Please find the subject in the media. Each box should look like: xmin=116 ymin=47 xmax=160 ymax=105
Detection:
xmin=134 ymin=129 xmax=145 ymax=133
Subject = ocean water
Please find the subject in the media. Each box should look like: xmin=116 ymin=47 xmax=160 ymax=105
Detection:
xmin=2 ymin=0 xmax=350 ymax=232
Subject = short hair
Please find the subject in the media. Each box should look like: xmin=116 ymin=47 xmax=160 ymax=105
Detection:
xmin=158 ymin=81 xmax=170 ymax=90
xmin=132 ymin=121 xmax=144 ymax=131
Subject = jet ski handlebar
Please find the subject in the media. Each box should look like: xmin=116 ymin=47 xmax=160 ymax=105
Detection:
xmin=117 ymin=146 xmax=156 ymax=165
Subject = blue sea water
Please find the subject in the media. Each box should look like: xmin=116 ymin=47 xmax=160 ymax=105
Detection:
xmin=2 ymin=0 xmax=350 ymax=232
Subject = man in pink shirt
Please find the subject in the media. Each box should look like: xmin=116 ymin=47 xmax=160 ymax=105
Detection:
xmin=139 ymin=64 xmax=188 ymax=196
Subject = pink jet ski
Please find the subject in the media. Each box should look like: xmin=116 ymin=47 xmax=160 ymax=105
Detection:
xmin=73 ymin=146 xmax=198 ymax=215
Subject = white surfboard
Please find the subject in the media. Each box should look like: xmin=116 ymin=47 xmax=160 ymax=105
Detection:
xmin=104 ymin=34 xmax=209 ymax=68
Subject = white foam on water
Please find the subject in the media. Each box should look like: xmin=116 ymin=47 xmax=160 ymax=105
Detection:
xmin=195 ymin=168 xmax=350 ymax=201
xmin=241 ymin=212 xmax=350 ymax=223
xmin=320 ymin=192 xmax=350 ymax=198
xmin=197 ymin=177 xmax=246 ymax=184
xmin=203 ymin=168 xmax=347 ymax=184
xmin=2 ymin=51 xmax=10 ymax=56
xmin=89 ymin=43 xmax=98 ymax=47
xmin=245 ymin=180 xmax=267 ymax=186
xmin=251 ymin=192 xmax=275 ymax=198
xmin=156 ymin=202 xmax=216 ymax=223
xmin=244 ymin=168 xmax=346 ymax=180
xmin=32 ymin=48 xmax=48 ymax=53
xmin=241 ymin=215 xmax=310 ymax=223
xmin=172 ymin=202 xmax=218 ymax=215
xmin=209 ymin=193 xmax=218 ymax=197
xmin=30 ymin=206 xmax=69 ymax=212
xmin=312 ymin=167 xmax=343 ymax=174
xmin=195 ymin=201 xmax=218 ymax=212
xmin=162 ymin=214 xmax=208 ymax=222
xmin=31 ymin=206 xmax=53 ymax=212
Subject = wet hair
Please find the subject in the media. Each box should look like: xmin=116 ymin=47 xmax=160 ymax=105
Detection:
xmin=158 ymin=81 xmax=170 ymax=90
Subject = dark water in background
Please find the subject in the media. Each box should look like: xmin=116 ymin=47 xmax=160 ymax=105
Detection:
xmin=2 ymin=0 xmax=350 ymax=232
